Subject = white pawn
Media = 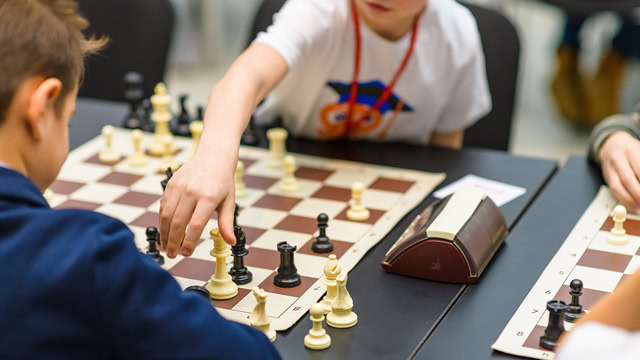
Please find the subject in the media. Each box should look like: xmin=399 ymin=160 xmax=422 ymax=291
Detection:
xmin=607 ymin=205 xmax=629 ymax=245
xmin=250 ymin=287 xmax=276 ymax=342
xmin=322 ymin=254 xmax=341 ymax=313
xmin=279 ymin=155 xmax=300 ymax=193
xmin=205 ymin=228 xmax=238 ymax=300
xmin=326 ymin=272 xmax=357 ymax=328
xmin=267 ymin=127 xmax=287 ymax=168
xmin=99 ymin=125 xmax=120 ymax=164
xmin=127 ymin=129 xmax=148 ymax=167
xmin=189 ymin=120 xmax=203 ymax=159
xmin=158 ymin=134 xmax=178 ymax=172
xmin=304 ymin=303 xmax=331 ymax=350
xmin=346 ymin=182 xmax=370 ymax=221
xmin=235 ymin=160 xmax=248 ymax=198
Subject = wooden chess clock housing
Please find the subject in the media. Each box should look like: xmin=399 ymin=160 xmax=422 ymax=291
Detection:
xmin=381 ymin=187 xmax=508 ymax=283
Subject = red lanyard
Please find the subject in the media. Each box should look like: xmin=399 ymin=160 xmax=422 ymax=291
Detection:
xmin=345 ymin=0 xmax=421 ymax=135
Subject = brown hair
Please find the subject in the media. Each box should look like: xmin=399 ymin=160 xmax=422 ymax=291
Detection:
xmin=0 ymin=0 xmax=107 ymax=123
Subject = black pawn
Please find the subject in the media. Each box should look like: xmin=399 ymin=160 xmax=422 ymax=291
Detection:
xmin=241 ymin=115 xmax=259 ymax=145
xmin=565 ymin=279 xmax=585 ymax=323
xmin=140 ymin=98 xmax=154 ymax=132
xmin=160 ymin=167 xmax=174 ymax=193
xmin=229 ymin=205 xmax=252 ymax=285
xmin=145 ymin=226 xmax=164 ymax=265
xmin=539 ymin=300 xmax=568 ymax=351
xmin=122 ymin=72 xmax=144 ymax=129
xmin=312 ymin=213 xmax=333 ymax=253
xmin=174 ymin=94 xmax=192 ymax=137
xmin=184 ymin=285 xmax=211 ymax=300
xmin=274 ymin=241 xmax=301 ymax=288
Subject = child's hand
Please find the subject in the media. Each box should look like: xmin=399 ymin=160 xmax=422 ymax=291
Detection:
xmin=600 ymin=131 xmax=640 ymax=210
xmin=159 ymin=150 xmax=237 ymax=259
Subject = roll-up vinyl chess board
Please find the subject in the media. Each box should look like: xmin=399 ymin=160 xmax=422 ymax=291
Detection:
xmin=493 ymin=186 xmax=640 ymax=359
xmin=48 ymin=127 xmax=445 ymax=330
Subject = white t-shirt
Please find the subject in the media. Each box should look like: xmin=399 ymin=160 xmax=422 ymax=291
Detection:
xmin=556 ymin=322 xmax=640 ymax=360
xmin=254 ymin=0 xmax=491 ymax=145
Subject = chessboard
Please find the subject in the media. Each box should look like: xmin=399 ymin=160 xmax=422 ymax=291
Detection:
xmin=492 ymin=186 xmax=640 ymax=359
xmin=47 ymin=127 xmax=445 ymax=331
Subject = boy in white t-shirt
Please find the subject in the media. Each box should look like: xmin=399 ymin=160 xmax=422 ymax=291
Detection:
xmin=556 ymin=269 xmax=640 ymax=360
xmin=159 ymin=0 xmax=491 ymax=257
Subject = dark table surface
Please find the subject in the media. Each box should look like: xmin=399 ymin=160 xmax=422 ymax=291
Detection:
xmin=73 ymin=97 xmax=558 ymax=360
xmin=416 ymin=155 xmax=603 ymax=359
xmin=532 ymin=0 xmax=639 ymax=14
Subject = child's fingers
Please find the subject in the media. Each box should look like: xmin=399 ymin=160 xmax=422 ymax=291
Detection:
xmin=217 ymin=196 xmax=237 ymax=246
xmin=614 ymin=156 xmax=640 ymax=209
xmin=607 ymin=168 xmax=637 ymax=210
xmin=165 ymin=195 xmax=197 ymax=259
xmin=182 ymin=201 xmax=217 ymax=257
xmin=159 ymin=182 xmax=180 ymax=252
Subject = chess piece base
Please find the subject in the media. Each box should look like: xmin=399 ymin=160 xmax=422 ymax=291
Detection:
xmin=148 ymin=141 xmax=167 ymax=157
xmin=230 ymin=268 xmax=253 ymax=285
xmin=128 ymin=153 xmax=148 ymax=167
xmin=259 ymin=326 xmax=277 ymax=342
xmin=279 ymin=179 xmax=300 ymax=193
xmin=236 ymin=184 xmax=248 ymax=198
xmin=607 ymin=233 xmax=628 ymax=245
xmin=347 ymin=207 xmax=370 ymax=222
xmin=564 ymin=308 xmax=585 ymax=323
xmin=304 ymin=333 xmax=331 ymax=350
xmin=326 ymin=311 xmax=358 ymax=329
xmin=146 ymin=250 xmax=165 ymax=265
xmin=539 ymin=335 xmax=558 ymax=351
xmin=274 ymin=273 xmax=301 ymax=288
xmin=99 ymin=151 xmax=120 ymax=165
xmin=312 ymin=241 xmax=334 ymax=253
xmin=206 ymin=277 xmax=239 ymax=300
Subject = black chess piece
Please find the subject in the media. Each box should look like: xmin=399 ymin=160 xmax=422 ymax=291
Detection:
xmin=241 ymin=115 xmax=259 ymax=145
xmin=140 ymin=98 xmax=154 ymax=132
xmin=196 ymin=106 xmax=204 ymax=122
xmin=274 ymin=241 xmax=302 ymax=288
xmin=174 ymin=94 xmax=192 ymax=137
xmin=122 ymin=72 xmax=144 ymax=129
xmin=539 ymin=300 xmax=568 ymax=351
xmin=145 ymin=226 xmax=164 ymax=265
xmin=160 ymin=167 xmax=174 ymax=193
xmin=229 ymin=205 xmax=252 ymax=285
xmin=312 ymin=213 xmax=333 ymax=253
xmin=565 ymin=279 xmax=585 ymax=323
xmin=184 ymin=285 xmax=211 ymax=300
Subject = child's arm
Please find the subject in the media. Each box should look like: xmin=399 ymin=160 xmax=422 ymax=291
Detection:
xmin=159 ymin=43 xmax=288 ymax=258
xmin=429 ymin=129 xmax=464 ymax=149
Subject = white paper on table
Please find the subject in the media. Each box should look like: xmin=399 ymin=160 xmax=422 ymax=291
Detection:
xmin=433 ymin=174 xmax=526 ymax=207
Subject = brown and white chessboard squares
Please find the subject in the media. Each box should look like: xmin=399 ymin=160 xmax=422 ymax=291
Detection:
xmin=521 ymin=211 xmax=640 ymax=352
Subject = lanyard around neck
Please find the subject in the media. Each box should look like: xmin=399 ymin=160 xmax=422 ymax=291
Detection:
xmin=345 ymin=0 xmax=421 ymax=136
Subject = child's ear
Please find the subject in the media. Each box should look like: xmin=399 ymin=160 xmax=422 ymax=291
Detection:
xmin=25 ymin=78 xmax=62 ymax=141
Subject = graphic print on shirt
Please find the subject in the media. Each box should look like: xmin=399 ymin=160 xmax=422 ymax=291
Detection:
xmin=319 ymin=80 xmax=414 ymax=139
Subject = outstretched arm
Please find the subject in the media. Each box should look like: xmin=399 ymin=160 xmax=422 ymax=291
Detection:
xmin=159 ymin=43 xmax=288 ymax=258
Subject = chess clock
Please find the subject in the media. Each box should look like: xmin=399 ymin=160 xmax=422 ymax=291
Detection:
xmin=381 ymin=187 xmax=507 ymax=283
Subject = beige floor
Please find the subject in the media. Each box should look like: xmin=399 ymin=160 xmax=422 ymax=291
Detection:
xmin=166 ymin=0 xmax=640 ymax=164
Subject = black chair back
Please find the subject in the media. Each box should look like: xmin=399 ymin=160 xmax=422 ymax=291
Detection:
xmin=462 ymin=2 xmax=520 ymax=151
xmin=77 ymin=0 xmax=175 ymax=102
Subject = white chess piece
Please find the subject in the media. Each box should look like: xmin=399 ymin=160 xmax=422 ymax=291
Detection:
xmin=189 ymin=120 xmax=203 ymax=158
xmin=148 ymin=83 xmax=175 ymax=157
xmin=267 ymin=128 xmax=287 ymax=168
xmin=99 ymin=125 xmax=120 ymax=164
xmin=279 ymin=155 xmax=300 ymax=192
xmin=158 ymin=134 xmax=178 ymax=172
xmin=304 ymin=303 xmax=331 ymax=350
xmin=607 ymin=205 xmax=629 ymax=245
xmin=346 ymin=182 xmax=370 ymax=221
xmin=205 ymin=228 xmax=238 ymax=300
xmin=322 ymin=254 xmax=341 ymax=313
xmin=326 ymin=272 xmax=357 ymax=328
xmin=127 ymin=129 xmax=148 ymax=166
xmin=235 ymin=160 xmax=248 ymax=198
xmin=250 ymin=287 xmax=276 ymax=342
xmin=43 ymin=188 xmax=54 ymax=203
